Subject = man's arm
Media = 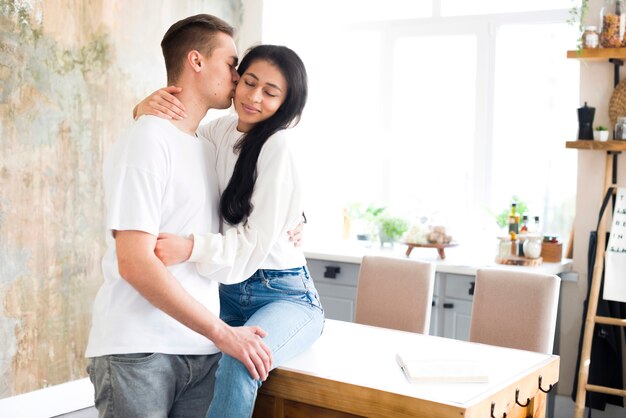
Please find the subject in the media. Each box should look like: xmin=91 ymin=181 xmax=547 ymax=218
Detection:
xmin=115 ymin=230 xmax=272 ymax=380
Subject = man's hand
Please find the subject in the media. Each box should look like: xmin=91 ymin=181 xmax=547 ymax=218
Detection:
xmin=155 ymin=233 xmax=193 ymax=266
xmin=212 ymin=324 xmax=273 ymax=381
xmin=133 ymin=86 xmax=187 ymax=120
xmin=116 ymin=231 xmax=273 ymax=381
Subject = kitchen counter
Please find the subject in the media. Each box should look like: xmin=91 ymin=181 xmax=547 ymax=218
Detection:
xmin=303 ymin=240 xmax=573 ymax=277
xmin=253 ymin=319 xmax=559 ymax=418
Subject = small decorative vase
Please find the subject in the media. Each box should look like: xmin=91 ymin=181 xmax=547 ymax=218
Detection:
xmin=593 ymin=130 xmax=609 ymax=141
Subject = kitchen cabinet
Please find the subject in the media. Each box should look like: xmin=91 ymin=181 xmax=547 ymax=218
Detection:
xmin=429 ymin=295 xmax=439 ymax=336
xmin=305 ymin=245 xmax=572 ymax=341
xmin=440 ymin=273 xmax=474 ymax=341
xmin=306 ymin=259 xmax=360 ymax=322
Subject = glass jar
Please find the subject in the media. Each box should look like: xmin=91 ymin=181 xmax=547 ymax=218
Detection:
xmin=583 ymin=26 xmax=600 ymax=49
xmin=600 ymin=0 xmax=626 ymax=47
xmin=497 ymin=237 xmax=512 ymax=259
xmin=616 ymin=116 xmax=626 ymax=140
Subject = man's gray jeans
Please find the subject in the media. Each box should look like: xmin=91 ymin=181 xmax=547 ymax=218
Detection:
xmin=87 ymin=352 xmax=221 ymax=418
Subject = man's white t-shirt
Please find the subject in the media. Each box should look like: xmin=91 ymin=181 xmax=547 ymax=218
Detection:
xmin=86 ymin=116 xmax=221 ymax=357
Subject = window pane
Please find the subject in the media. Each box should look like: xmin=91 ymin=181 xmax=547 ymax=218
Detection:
xmin=442 ymin=0 xmax=573 ymax=16
xmin=275 ymin=30 xmax=384 ymax=241
xmin=263 ymin=0 xmax=431 ymax=25
xmin=390 ymin=35 xmax=477 ymax=238
xmin=492 ymin=23 xmax=579 ymax=241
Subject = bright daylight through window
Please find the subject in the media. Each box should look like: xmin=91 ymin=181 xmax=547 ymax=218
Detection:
xmin=262 ymin=0 xmax=579 ymax=251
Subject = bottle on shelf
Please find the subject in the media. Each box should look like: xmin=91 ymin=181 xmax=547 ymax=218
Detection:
xmin=508 ymin=203 xmax=520 ymax=235
xmin=518 ymin=214 xmax=529 ymax=257
xmin=520 ymin=214 xmax=529 ymax=234
xmin=532 ymin=215 xmax=542 ymax=236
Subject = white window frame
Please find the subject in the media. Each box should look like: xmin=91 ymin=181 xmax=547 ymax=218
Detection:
xmin=262 ymin=3 xmax=576 ymax=240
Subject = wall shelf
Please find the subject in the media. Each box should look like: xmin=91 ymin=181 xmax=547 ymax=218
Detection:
xmin=567 ymin=48 xmax=626 ymax=60
xmin=565 ymin=140 xmax=626 ymax=151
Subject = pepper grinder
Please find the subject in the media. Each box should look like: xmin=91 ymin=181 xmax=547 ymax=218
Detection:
xmin=578 ymin=102 xmax=595 ymax=140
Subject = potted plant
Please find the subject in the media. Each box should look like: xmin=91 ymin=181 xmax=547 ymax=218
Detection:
xmin=567 ymin=0 xmax=590 ymax=52
xmin=347 ymin=203 xmax=386 ymax=243
xmin=594 ymin=125 xmax=609 ymax=141
xmin=378 ymin=216 xmax=409 ymax=247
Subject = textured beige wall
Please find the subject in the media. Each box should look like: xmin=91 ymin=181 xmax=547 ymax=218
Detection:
xmin=0 ymin=0 xmax=241 ymax=398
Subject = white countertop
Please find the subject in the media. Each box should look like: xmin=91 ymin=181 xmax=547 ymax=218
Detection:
xmin=302 ymin=241 xmax=573 ymax=276
xmin=280 ymin=319 xmax=559 ymax=407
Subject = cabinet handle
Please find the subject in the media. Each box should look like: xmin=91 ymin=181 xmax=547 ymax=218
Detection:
xmin=432 ymin=300 xmax=436 ymax=307
xmin=469 ymin=281 xmax=475 ymax=296
xmin=443 ymin=303 xmax=454 ymax=309
xmin=324 ymin=266 xmax=341 ymax=279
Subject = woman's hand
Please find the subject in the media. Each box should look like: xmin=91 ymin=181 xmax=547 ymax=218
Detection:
xmin=133 ymin=86 xmax=188 ymax=120
xmin=287 ymin=218 xmax=304 ymax=247
xmin=155 ymin=233 xmax=194 ymax=266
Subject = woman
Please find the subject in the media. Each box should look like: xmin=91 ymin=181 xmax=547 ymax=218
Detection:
xmin=135 ymin=45 xmax=324 ymax=417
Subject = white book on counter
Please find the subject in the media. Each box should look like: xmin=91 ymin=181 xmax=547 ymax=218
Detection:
xmin=396 ymin=351 xmax=489 ymax=384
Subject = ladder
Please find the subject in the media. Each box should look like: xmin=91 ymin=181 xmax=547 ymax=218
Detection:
xmin=574 ymin=151 xmax=626 ymax=418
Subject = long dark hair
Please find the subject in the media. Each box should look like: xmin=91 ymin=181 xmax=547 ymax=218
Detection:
xmin=220 ymin=45 xmax=308 ymax=225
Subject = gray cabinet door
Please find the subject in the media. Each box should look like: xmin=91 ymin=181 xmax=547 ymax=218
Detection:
xmin=442 ymin=298 xmax=473 ymax=341
xmin=306 ymin=259 xmax=360 ymax=322
xmin=429 ymin=296 xmax=438 ymax=336
xmin=314 ymin=282 xmax=357 ymax=322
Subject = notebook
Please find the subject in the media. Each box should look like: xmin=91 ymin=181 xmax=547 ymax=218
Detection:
xmin=396 ymin=351 xmax=489 ymax=384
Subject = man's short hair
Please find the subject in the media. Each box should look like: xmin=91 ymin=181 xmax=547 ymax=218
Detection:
xmin=161 ymin=14 xmax=235 ymax=84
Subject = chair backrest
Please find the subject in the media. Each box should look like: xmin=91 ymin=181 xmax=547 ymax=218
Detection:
xmin=469 ymin=268 xmax=561 ymax=354
xmin=355 ymin=255 xmax=436 ymax=334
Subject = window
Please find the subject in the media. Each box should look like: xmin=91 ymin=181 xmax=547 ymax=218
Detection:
xmin=441 ymin=0 xmax=574 ymax=16
xmin=262 ymin=1 xmax=578 ymax=245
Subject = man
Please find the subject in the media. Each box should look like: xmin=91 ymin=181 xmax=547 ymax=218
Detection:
xmin=85 ymin=14 xmax=271 ymax=417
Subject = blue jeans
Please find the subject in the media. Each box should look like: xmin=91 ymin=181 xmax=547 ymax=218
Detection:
xmin=87 ymin=353 xmax=221 ymax=418
xmin=205 ymin=266 xmax=324 ymax=418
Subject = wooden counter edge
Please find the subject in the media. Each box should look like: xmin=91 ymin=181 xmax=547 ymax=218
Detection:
xmin=256 ymin=369 xmax=465 ymax=418
xmin=255 ymin=354 xmax=558 ymax=418
xmin=465 ymin=356 xmax=559 ymax=418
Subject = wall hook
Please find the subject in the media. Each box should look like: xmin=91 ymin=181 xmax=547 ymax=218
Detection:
xmin=515 ymin=388 xmax=530 ymax=407
xmin=538 ymin=375 xmax=553 ymax=393
xmin=491 ymin=402 xmax=507 ymax=418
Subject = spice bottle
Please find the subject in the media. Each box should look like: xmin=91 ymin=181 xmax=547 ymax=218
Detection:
xmin=600 ymin=0 xmax=626 ymax=48
xmin=520 ymin=215 xmax=529 ymax=234
xmin=508 ymin=203 xmax=520 ymax=235
xmin=533 ymin=216 xmax=542 ymax=236
xmin=583 ymin=26 xmax=600 ymax=48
